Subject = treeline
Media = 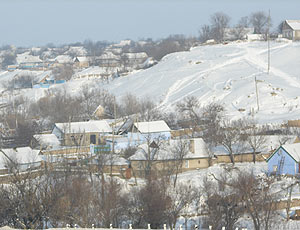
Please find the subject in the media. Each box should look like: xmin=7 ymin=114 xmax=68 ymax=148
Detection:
xmin=199 ymin=11 xmax=278 ymax=43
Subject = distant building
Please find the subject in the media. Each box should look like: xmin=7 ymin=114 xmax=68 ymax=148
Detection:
xmin=224 ymin=27 xmax=254 ymax=41
xmin=282 ymin=20 xmax=300 ymax=40
xmin=73 ymin=56 xmax=89 ymax=68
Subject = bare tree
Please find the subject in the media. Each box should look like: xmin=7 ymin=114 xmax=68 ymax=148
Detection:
xmin=52 ymin=64 xmax=74 ymax=81
xmin=217 ymin=119 xmax=246 ymax=164
xmin=250 ymin=11 xmax=271 ymax=34
xmin=165 ymin=183 xmax=197 ymax=230
xmin=242 ymin=119 xmax=267 ymax=163
xmin=169 ymin=138 xmax=189 ymax=188
xmin=232 ymin=16 xmax=250 ymax=40
xmin=233 ymin=171 xmax=278 ymax=230
xmin=210 ymin=12 xmax=231 ymax=42
xmin=199 ymin=25 xmax=211 ymax=43
xmin=1 ymin=52 xmax=16 ymax=69
xmin=202 ymin=173 xmax=243 ymax=230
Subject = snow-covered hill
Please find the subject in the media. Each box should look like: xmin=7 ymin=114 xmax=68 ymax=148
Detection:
xmin=1 ymin=40 xmax=300 ymax=124
xmin=101 ymin=40 xmax=300 ymax=123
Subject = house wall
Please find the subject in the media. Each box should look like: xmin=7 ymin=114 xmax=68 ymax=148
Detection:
xmin=141 ymin=131 xmax=171 ymax=140
xmin=63 ymin=132 xmax=109 ymax=147
xmin=42 ymin=146 xmax=90 ymax=155
xmin=74 ymin=61 xmax=89 ymax=68
xmin=130 ymin=157 xmax=210 ymax=177
xmin=295 ymin=31 xmax=300 ymax=40
xmin=215 ymin=153 xmax=269 ymax=164
xmin=267 ymin=147 xmax=297 ymax=175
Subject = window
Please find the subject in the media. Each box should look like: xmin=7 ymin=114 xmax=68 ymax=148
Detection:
xmin=90 ymin=134 xmax=96 ymax=144
xmin=185 ymin=160 xmax=189 ymax=168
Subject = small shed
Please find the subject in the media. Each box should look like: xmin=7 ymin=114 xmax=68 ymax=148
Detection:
xmin=267 ymin=143 xmax=300 ymax=175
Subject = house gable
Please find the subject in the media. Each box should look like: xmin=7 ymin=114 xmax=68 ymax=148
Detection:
xmin=267 ymin=146 xmax=298 ymax=175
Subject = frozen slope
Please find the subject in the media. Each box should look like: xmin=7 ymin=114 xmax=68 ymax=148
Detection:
xmin=1 ymin=41 xmax=300 ymax=124
xmin=102 ymin=41 xmax=300 ymax=123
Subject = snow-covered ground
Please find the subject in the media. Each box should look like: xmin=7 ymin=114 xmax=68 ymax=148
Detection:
xmin=2 ymin=41 xmax=300 ymax=124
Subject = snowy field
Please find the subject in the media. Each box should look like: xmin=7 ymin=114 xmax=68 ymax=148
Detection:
xmin=1 ymin=41 xmax=300 ymax=124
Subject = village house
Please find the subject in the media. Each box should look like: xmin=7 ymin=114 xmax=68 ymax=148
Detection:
xmin=16 ymin=52 xmax=45 ymax=70
xmin=129 ymin=120 xmax=172 ymax=141
xmin=0 ymin=147 xmax=42 ymax=175
xmin=267 ymin=143 xmax=300 ymax=176
xmin=52 ymin=120 xmax=112 ymax=147
xmin=96 ymin=52 xmax=121 ymax=68
xmin=73 ymin=56 xmax=90 ymax=68
xmin=128 ymin=138 xmax=211 ymax=177
xmin=121 ymin=52 xmax=148 ymax=68
xmin=282 ymin=20 xmax=300 ymax=40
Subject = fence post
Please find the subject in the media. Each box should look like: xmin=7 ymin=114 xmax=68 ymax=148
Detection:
xmin=129 ymin=224 xmax=132 ymax=229
xmin=148 ymin=224 xmax=151 ymax=230
xmin=92 ymin=224 xmax=95 ymax=229
xmin=110 ymin=224 xmax=113 ymax=229
xmin=164 ymin=224 xmax=167 ymax=230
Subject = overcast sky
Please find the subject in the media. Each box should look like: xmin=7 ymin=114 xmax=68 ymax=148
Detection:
xmin=1 ymin=0 xmax=299 ymax=47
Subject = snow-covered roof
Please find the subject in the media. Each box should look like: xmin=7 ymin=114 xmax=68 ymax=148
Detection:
xmin=123 ymin=52 xmax=148 ymax=59
xmin=75 ymin=66 xmax=116 ymax=77
xmin=16 ymin=52 xmax=42 ymax=64
xmin=99 ymin=52 xmax=120 ymax=60
xmin=113 ymin=40 xmax=132 ymax=47
xmin=55 ymin=120 xmax=112 ymax=134
xmin=134 ymin=120 xmax=171 ymax=133
xmin=286 ymin=20 xmax=300 ymax=31
xmin=65 ymin=46 xmax=87 ymax=56
xmin=33 ymin=133 xmax=61 ymax=150
xmin=0 ymin=147 xmax=41 ymax=169
xmin=129 ymin=138 xmax=209 ymax=161
xmin=53 ymin=55 xmax=72 ymax=64
xmin=74 ymin=56 xmax=89 ymax=63
xmin=282 ymin=143 xmax=300 ymax=162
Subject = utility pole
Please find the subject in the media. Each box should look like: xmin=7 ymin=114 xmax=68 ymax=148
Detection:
xmin=255 ymin=76 xmax=259 ymax=112
xmin=267 ymin=9 xmax=271 ymax=74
